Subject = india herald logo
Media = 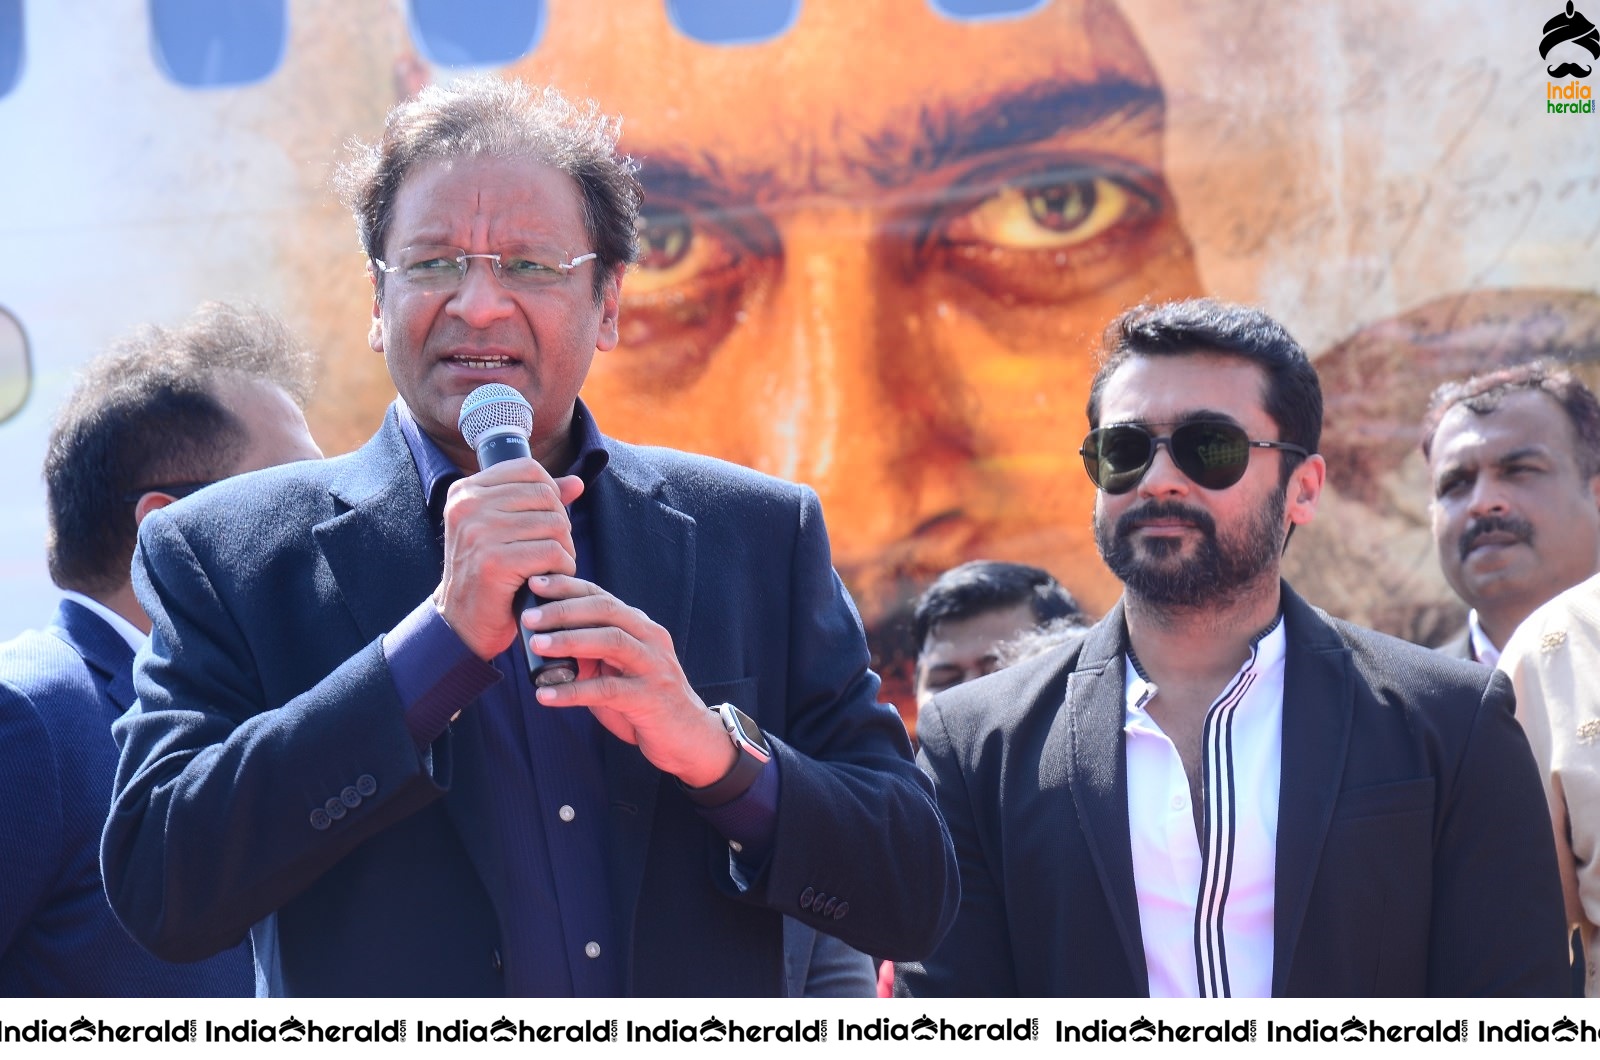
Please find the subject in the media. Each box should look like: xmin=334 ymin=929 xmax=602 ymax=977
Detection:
xmin=1543 ymin=2 xmax=1599 ymax=78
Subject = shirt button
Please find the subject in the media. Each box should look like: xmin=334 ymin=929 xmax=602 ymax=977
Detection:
xmin=584 ymin=942 xmax=601 ymax=959
xmin=728 ymin=840 xmax=744 ymax=854
xmin=1170 ymin=795 xmax=1186 ymax=811
xmin=558 ymin=805 xmax=575 ymax=822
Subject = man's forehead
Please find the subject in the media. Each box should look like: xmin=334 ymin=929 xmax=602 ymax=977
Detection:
xmin=512 ymin=0 xmax=1156 ymax=173
xmin=390 ymin=154 xmax=582 ymax=230
xmin=1099 ymin=353 xmax=1271 ymax=425
xmin=1431 ymin=390 xmax=1576 ymax=467
xmin=921 ymin=601 xmax=1038 ymax=658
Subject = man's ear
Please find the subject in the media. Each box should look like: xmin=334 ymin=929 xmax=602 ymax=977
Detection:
xmin=1286 ymin=453 xmax=1327 ymax=527
xmin=368 ymin=263 xmax=385 ymax=353
xmin=595 ymin=262 xmax=625 ymax=352
xmin=133 ymin=491 xmax=178 ymax=528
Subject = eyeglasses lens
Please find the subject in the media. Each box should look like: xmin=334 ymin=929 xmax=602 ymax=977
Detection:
xmin=1081 ymin=423 xmax=1252 ymax=494
xmin=1174 ymin=423 xmax=1251 ymax=490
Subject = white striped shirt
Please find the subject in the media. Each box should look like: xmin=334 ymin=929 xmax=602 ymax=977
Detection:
xmin=1123 ymin=617 xmax=1286 ymax=998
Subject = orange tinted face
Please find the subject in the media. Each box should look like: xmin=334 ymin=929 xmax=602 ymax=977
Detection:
xmin=510 ymin=0 xmax=1201 ymax=715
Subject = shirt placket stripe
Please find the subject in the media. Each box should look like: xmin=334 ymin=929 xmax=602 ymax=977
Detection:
xmin=1193 ymin=666 xmax=1257 ymax=997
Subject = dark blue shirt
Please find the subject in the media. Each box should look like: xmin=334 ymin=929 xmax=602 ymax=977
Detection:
xmin=381 ymin=399 xmax=776 ymax=996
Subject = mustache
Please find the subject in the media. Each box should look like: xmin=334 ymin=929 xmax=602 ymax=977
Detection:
xmin=1458 ymin=513 xmax=1535 ymax=561
xmin=1549 ymin=62 xmax=1594 ymax=77
xmin=1115 ymin=500 xmax=1217 ymax=539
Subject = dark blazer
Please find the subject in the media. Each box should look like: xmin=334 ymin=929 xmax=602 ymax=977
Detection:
xmin=1435 ymin=627 xmax=1478 ymax=663
xmin=103 ymin=408 xmax=956 ymax=997
xmin=899 ymin=585 xmax=1568 ymax=997
xmin=0 ymin=600 xmax=251 ymax=996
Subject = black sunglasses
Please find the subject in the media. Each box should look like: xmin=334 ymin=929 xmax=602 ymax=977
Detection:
xmin=1079 ymin=421 xmax=1309 ymax=495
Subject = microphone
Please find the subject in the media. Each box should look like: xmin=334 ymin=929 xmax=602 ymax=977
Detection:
xmin=457 ymin=383 xmax=579 ymax=687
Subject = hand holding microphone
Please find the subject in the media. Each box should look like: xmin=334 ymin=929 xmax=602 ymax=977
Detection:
xmin=450 ymin=387 xmax=736 ymax=785
xmin=454 ymin=383 xmax=579 ymax=687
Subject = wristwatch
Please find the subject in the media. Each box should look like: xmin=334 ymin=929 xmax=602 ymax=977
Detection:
xmin=682 ymin=702 xmax=771 ymax=807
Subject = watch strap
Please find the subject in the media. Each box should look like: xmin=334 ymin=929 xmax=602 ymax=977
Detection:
xmin=681 ymin=703 xmax=768 ymax=807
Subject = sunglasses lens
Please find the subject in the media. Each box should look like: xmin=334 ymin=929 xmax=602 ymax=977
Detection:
xmin=1171 ymin=422 xmax=1252 ymax=490
xmin=1083 ymin=426 xmax=1156 ymax=494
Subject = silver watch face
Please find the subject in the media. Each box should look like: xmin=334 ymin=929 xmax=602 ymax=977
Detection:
xmin=719 ymin=703 xmax=772 ymax=763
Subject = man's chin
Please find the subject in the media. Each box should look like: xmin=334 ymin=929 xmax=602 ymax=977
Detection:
xmin=1458 ymin=549 xmax=1535 ymax=587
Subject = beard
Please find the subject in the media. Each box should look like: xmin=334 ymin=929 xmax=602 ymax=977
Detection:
xmin=1095 ymin=489 xmax=1287 ymax=610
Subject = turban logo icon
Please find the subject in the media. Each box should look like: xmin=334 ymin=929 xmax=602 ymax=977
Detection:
xmin=1542 ymin=1 xmax=1599 ymax=77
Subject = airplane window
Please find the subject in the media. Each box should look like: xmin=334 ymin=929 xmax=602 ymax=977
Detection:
xmin=149 ymin=0 xmax=286 ymax=87
xmin=407 ymin=0 xmax=545 ymax=67
xmin=666 ymin=0 xmax=798 ymax=45
xmin=0 ymin=307 xmax=31 ymax=426
xmin=928 ymin=0 xmax=1050 ymax=19
xmin=0 ymin=0 xmax=21 ymax=99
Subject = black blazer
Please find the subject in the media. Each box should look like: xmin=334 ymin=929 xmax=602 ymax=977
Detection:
xmin=899 ymin=585 xmax=1567 ymax=997
xmin=103 ymin=408 xmax=956 ymax=996
xmin=1435 ymin=628 xmax=1478 ymax=663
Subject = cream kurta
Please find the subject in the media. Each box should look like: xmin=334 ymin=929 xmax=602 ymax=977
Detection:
xmin=1499 ymin=572 xmax=1600 ymax=997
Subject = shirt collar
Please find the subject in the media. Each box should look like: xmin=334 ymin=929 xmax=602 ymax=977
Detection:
xmin=1467 ymin=609 xmax=1501 ymax=667
xmin=1124 ymin=613 xmax=1287 ymax=724
xmin=396 ymin=397 xmax=611 ymax=517
xmin=60 ymin=590 xmax=147 ymax=653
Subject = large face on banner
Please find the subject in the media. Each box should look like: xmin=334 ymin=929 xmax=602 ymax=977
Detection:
xmin=510 ymin=0 xmax=1202 ymax=714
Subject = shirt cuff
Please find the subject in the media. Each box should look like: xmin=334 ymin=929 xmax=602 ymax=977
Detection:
xmin=383 ymin=599 xmax=502 ymax=748
xmin=696 ymin=754 xmax=780 ymax=883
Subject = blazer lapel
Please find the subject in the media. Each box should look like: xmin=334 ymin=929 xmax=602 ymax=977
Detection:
xmin=313 ymin=411 xmax=443 ymax=646
xmin=311 ymin=410 xmax=507 ymax=907
xmin=51 ymin=599 xmax=138 ymax=714
xmin=585 ymin=442 xmax=695 ymax=978
xmin=1062 ymin=601 xmax=1149 ymax=992
xmin=1271 ymin=584 xmax=1354 ymax=996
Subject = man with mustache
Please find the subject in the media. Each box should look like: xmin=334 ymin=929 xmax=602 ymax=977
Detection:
xmin=899 ymin=299 xmax=1567 ymax=996
xmin=1422 ymin=364 xmax=1600 ymax=666
xmin=101 ymin=79 xmax=956 ymax=997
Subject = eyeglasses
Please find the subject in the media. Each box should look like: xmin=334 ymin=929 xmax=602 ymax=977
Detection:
xmin=374 ymin=245 xmax=599 ymax=292
xmin=1079 ymin=421 xmax=1309 ymax=495
xmin=119 ymin=481 xmax=216 ymax=504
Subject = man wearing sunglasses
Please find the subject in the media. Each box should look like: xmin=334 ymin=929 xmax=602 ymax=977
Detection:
xmin=899 ymin=298 xmax=1568 ymax=997
xmin=0 ymin=302 xmax=321 ymax=995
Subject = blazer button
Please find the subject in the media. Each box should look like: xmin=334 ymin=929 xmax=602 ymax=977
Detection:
xmin=822 ymin=897 xmax=839 ymax=916
xmin=340 ymin=786 xmax=361 ymax=808
xmin=491 ymin=949 xmax=503 ymax=973
xmin=833 ymin=901 xmax=849 ymax=920
xmin=798 ymin=886 xmax=815 ymax=910
xmin=356 ymin=774 xmax=377 ymax=797
xmin=309 ymin=808 xmax=331 ymax=830
xmin=324 ymin=797 xmax=348 ymax=820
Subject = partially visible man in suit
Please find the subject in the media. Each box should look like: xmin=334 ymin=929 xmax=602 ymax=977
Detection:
xmin=102 ymin=79 xmax=957 ymax=997
xmin=1421 ymin=363 xmax=1600 ymax=666
xmin=0 ymin=301 xmax=321 ymax=995
xmin=899 ymin=298 xmax=1568 ymax=997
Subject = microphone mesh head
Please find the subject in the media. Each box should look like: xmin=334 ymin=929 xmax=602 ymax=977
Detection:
xmin=458 ymin=383 xmax=533 ymax=447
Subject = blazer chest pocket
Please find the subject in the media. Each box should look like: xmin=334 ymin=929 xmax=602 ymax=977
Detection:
xmin=1331 ymin=777 xmax=1435 ymax=822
